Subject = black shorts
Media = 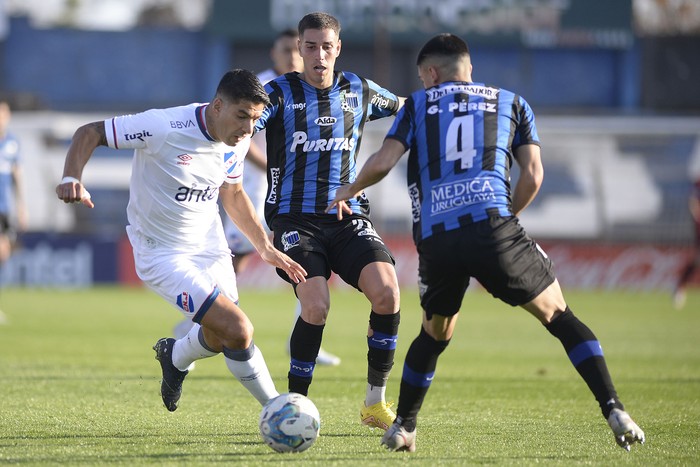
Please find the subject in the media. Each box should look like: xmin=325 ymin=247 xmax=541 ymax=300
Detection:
xmin=271 ymin=213 xmax=395 ymax=289
xmin=417 ymin=216 xmax=555 ymax=318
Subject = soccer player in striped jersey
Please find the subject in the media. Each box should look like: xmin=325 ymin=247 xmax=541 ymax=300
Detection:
xmin=56 ymin=69 xmax=307 ymax=413
xmin=328 ymin=34 xmax=645 ymax=452
xmin=253 ymin=12 xmax=405 ymax=431
xmin=219 ymin=28 xmax=341 ymax=366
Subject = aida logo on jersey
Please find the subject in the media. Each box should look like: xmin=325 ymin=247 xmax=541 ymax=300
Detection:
xmin=290 ymin=131 xmax=356 ymax=153
xmin=124 ymin=130 xmax=153 ymax=142
xmin=426 ymin=84 xmax=499 ymax=102
xmin=340 ymin=91 xmax=359 ymax=111
xmin=177 ymin=291 xmax=194 ymax=313
xmin=174 ymin=185 xmax=218 ymax=203
xmin=281 ymin=230 xmax=300 ymax=252
xmin=314 ymin=116 xmax=337 ymax=126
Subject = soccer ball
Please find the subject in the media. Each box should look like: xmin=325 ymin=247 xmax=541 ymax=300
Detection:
xmin=259 ymin=392 xmax=320 ymax=453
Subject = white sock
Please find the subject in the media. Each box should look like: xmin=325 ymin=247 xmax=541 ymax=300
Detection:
xmin=172 ymin=324 xmax=218 ymax=371
xmin=173 ymin=318 xmax=194 ymax=339
xmin=224 ymin=343 xmax=279 ymax=405
xmin=365 ymin=383 xmax=386 ymax=406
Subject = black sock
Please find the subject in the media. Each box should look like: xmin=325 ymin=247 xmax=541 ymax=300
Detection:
xmin=397 ymin=327 xmax=450 ymax=431
xmin=367 ymin=311 xmax=400 ymax=387
xmin=545 ymin=308 xmax=624 ymax=418
xmin=288 ymin=317 xmax=324 ymax=396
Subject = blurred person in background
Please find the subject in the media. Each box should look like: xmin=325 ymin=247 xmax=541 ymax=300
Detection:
xmin=329 ymin=33 xmax=645 ymax=453
xmin=673 ymin=177 xmax=700 ymax=309
xmin=0 ymin=99 xmax=27 ymax=324
xmin=56 ymin=70 xmax=306 ymax=412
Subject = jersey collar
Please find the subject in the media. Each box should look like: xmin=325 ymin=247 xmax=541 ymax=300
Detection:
xmin=195 ymin=104 xmax=216 ymax=142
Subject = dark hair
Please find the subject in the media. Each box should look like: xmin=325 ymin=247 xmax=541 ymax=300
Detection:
xmin=276 ymin=28 xmax=299 ymax=41
xmin=298 ymin=12 xmax=341 ymax=37
xmin=215 ymin=69 xmax=270 ymax=106
xmin=416 ymin=33 xmax=470 ymax=66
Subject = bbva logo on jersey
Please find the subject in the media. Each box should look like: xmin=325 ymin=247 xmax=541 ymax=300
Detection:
xmin=314 ymin=116 xmax=337 ymax=126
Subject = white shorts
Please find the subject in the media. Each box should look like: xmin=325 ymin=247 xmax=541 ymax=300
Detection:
xmin=133 ymin=248 xmax=239 ymax=323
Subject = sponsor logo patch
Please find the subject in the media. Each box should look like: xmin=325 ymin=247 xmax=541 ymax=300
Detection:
xmin=266 ymin=167 xmax=280 ymax=204
xmin=426 ymin=84 xmax=499 ymax=102
xmin=124 ymin=130 xmax=153 ymax=142
xmin=314 ymin=116 xmax=337 ymax=126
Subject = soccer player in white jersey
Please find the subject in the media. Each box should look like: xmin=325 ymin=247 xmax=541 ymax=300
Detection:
xmin=56 ymin=69 xmax=307 ymax=412
xmin=220 ymin=29 xmax=341 ymax=366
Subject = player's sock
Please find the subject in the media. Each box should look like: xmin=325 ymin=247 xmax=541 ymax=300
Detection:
xmin=365 ymin=311 xmax=400 ymax=405
xmin=224 ymin=341 xmax=278 ymax=405
xmin=172 ymin=324 xmax=218 ymax=371
xmin=285 ymin=300 xmax=303 ymax=355
xmin=545 ymin=308 xmax=624 ymax=418
xmin=396 ymin=327 xmax=449 ymax=431
xmin=288 ymin=317 xmax=323 ymax=396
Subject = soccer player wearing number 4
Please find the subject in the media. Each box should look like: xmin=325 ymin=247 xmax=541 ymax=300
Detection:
xmin=328 ymin=34 xmax=645 ymax=452
xmin=56 ymin=70 xmax=307 ymax=412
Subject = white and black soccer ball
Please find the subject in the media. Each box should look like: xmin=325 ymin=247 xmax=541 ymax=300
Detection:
xmin=259 ymin=392 xmax=320 ymax=453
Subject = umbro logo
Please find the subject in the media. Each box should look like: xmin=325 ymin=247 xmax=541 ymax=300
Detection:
xmin=177 ymin=154 xmax=192 ymax=166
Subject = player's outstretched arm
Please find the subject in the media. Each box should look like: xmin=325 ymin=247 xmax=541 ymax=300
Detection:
xmin=220 ymin=182 xmax=306 ymax=283
xmin=326 ymin=138 xmax=406 ymax=220
xmin=511 ymin=144 xmax=543 ymax=216
xmin=56 ymin=121 xmax=107 ymax=208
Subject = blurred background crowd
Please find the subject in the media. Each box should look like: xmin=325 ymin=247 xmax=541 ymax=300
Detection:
xmin=0 ymin=0 xmax=698 ymax=296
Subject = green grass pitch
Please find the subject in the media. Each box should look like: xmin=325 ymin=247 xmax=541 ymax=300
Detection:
xmin=0 ymin=286 xmax=698 ymax=465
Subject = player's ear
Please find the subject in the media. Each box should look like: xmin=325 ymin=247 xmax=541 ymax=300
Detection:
xmin=336 ymin=39 xmax=342 ymax=56
xmin=211 ymin=96 xmax=224 ymax=114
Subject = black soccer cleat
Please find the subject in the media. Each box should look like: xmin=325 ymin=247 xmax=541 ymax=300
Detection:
xmin=153 ymin=337 xmax=188 ymax=412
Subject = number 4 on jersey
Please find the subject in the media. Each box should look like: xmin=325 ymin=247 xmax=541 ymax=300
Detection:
xmin=445 ymin=114 xmax=477 ymax=169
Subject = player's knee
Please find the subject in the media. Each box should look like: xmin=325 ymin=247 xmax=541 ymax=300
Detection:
xmin=368 ymin=283 xmax=400 ymax=314
xmin=299 ymin=299 xmax=330 ymax=325
xmin=218 ymin=318 xmax=254 ymax=350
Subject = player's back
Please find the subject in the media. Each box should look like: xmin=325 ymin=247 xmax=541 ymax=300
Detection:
xmin=394 ymin=81 xmax=540 ymax=241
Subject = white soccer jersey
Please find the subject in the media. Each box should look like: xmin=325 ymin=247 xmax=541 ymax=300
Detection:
xmin=105 ymin=103 xmax=251 ymax=255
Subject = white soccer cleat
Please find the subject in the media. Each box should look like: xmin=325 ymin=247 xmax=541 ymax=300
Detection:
xmin=607 ymin=408 xmax=645 ymax=451
xmin=316 ymin=347 xmax=341 ymax=366
xmin=380 ymin=420 xmax=416 ymax=452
